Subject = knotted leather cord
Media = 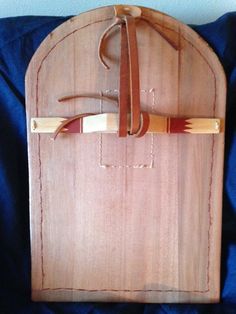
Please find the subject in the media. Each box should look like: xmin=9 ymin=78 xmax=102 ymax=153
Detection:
xmin=53 ymin=7 xmax=180 ymax=139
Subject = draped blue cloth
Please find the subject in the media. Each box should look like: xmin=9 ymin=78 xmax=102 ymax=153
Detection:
xmin=0 ymin=13 xmax=235 ymax=313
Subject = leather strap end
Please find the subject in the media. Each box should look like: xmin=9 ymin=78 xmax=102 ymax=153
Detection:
xmin=135 ymin=112 xmax=150 ymax=137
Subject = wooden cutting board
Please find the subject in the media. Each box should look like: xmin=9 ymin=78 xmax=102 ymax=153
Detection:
xmin=25 ymin=5 xmax=226 ymax=303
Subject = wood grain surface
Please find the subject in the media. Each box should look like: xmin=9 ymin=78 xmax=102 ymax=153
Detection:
xmin=25 ymin=5 xmax=226 ymax=302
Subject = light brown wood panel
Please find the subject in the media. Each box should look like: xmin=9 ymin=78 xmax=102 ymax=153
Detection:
xmin=25 ymin=5 xmax=226 ymax=302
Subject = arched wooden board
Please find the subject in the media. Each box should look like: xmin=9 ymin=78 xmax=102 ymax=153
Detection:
xmin=26 ymin=5 xmax=226 ymax=302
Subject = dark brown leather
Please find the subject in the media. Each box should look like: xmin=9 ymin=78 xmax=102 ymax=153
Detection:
xmin=98 ymin=17 xmax=123 ymax=70
xmin=118 ymin=22 xmax=129 ymax=137
xmin=124 ymin=15 xmax=141 ymax=135
xmin=58 ymin=94 xmax=118 ymax=105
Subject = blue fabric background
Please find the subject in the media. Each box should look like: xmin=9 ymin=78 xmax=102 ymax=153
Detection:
xmin=0 ymin=13 xmax=235 ymax=314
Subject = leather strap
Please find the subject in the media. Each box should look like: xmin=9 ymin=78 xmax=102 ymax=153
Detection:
xmin=98 ymin=17 xmax=122 ymax=70
xmin=124 ymin=15 xmax=141 ymax=135
xmin=118 ymin=22 xmax=129 ymax=137
xmin=99 ymin=13 xmax=143 ymax=137
xmin=58 ymin=93 xmax=118 ymax=105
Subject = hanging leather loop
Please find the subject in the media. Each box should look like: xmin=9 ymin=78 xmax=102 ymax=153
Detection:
xmin=54 ymin=5 xmax=181 ymax=139
xmin=98 ymin=7 xmax=142 ymax=137
xmin=97 ymin=5 xmax=180 ymax=138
